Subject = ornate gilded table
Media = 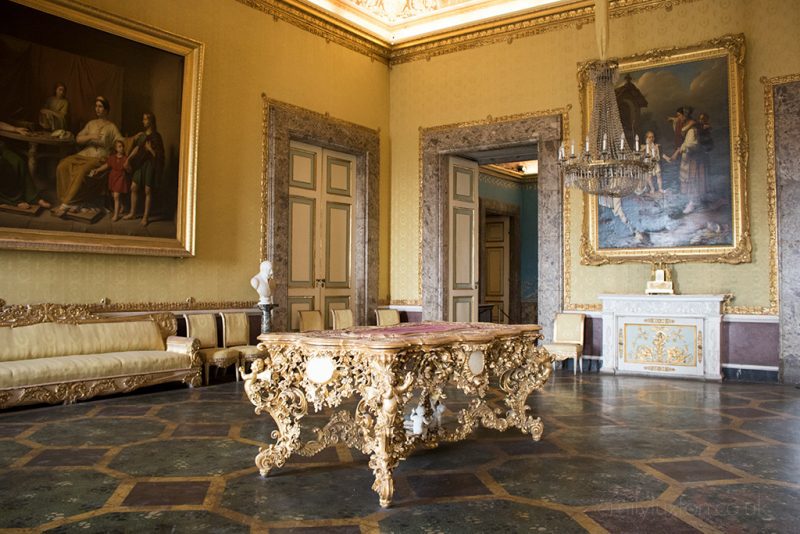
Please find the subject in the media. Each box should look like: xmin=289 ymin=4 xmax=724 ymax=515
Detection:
xmin=242 ymin=321 xmax=553 ymax=507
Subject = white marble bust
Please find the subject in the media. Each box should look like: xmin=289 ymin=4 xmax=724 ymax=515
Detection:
xmin=250 ymin=260 xmax=275 ymax=304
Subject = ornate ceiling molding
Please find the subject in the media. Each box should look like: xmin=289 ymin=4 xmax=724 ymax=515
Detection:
xmin=237 ymin=0 xmax=392 ymax=63
xmin=238 ymin=0 xmax=701 ymax=65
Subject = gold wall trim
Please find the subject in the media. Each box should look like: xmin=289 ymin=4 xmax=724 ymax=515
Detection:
xmin=0 ymin=299 xmax=258 ymax=315
xmin=754 ymin=73 xmax=800 ymax=316
xmin=238 ymin=0 xmax=702 ymax=66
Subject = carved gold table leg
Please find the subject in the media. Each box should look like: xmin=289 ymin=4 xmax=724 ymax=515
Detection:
xmin=255 ymin=398 xmax=305 ymax=476
xmin=498 ymin=345 xmax=552 ymax=441
xmin=364 ymin=355 xmax=413 ymax=508
xmin=242 ymin=357 xmax=309 ymax=477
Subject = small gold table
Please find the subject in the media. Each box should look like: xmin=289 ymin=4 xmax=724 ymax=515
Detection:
xmin=242 ymin=322 xmax=553 ymax=507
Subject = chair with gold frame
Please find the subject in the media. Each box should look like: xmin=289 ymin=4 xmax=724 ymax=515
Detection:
xmin=542 ymin=313 xmax=585 ymax=375
xmin=221 ymin=312 xmax=265 ymax=372
xmin=298 ymin=310 xmax=324 ymax=332
xmin=184 ymin=314 xmax=241 ymax=385
xmin=375 ymin=308 xmax=400 ymax=326
xmin=330 ymin=308 xmax=354 ymax=330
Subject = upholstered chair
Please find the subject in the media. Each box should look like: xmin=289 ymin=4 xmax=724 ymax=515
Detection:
xmin=375 ymin=308 xmax=400 ymax=326
xmin=184 ymin=314 xmax=241 ymax=385
xmin=330 ymin=309 xmax=354 ymax=330
xmin=221 ymin=312 xmax=265 ymax=373
xmin=543 ymin=313 xmax=585 ymax=375
xmin=298 ymin=310 xmax=324 ymax=332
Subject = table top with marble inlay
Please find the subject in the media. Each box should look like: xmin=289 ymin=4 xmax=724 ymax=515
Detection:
xmin=257 ymin=321 xmax=542 ymax=350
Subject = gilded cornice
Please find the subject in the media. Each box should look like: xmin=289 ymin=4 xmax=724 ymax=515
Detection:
xmin=236 ymin=0 xmax=391 ymax=63
xmin=239 ymin=0 xmax=702 ymax=66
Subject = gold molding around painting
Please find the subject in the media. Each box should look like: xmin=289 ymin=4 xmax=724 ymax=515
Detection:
xmin=565 ymin=35 xmax=775 ymax=316
xmin=2 ymin=0 xmax=202 ymax=257
xmin=578 ymin=34 xmax=751 ymax=266
xmin=237 ymin=0 xmax=701 ymax=66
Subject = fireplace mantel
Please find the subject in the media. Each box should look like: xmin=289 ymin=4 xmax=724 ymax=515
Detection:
xmin=599 ymin=294 xmax=725 ymax=380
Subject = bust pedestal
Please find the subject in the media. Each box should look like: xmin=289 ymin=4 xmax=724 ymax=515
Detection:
xmin=599 ymin=294 xmax=724 ymax=381
xmin=257 ymin=303 xmax=277 ymax=334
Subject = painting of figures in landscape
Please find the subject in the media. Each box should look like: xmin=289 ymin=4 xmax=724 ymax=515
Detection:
xmin=583 ymin=36 xmax=748 ymax=264
xmin=0 ymin=0 xmax=200 ymax=256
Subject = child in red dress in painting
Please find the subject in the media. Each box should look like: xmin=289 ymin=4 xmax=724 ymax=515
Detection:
xmin=89 ymin=139 xmax=129 ymax=221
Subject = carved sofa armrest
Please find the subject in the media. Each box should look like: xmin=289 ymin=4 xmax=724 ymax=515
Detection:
xmin=167 ymin=335 xmax=202 ymax=368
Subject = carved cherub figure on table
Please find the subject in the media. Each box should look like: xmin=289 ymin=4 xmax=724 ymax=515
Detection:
xmin=251 ymin=260 xmax=278 ymax=333
xmin=646 ymin=262 xmax=674 ymax=295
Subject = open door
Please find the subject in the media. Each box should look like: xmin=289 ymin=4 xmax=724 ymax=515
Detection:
xmin=448 ymin=156 xmax=479 ymax=322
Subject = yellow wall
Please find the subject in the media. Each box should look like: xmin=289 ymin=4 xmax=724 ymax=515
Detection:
xmin=4 ymin=0 xmax=798 ymax=314
xmin=389 ymin=0 xmax=800 ymax=313
xmin=0 ymin=0 xmax=392 ymax=307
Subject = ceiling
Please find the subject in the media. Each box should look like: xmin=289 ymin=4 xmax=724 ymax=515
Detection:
xmin=296 ymin=0 xmax=573 ymax=44
xmin=459 ymin=144 xmax=538 ymax=166
xmin=458 ymin=144 xmax=539 ymax=179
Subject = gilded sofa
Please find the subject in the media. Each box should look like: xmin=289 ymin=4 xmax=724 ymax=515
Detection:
xmin=0 ymin=303 xmax=202 ymax=409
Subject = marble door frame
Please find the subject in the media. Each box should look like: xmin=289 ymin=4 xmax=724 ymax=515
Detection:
xmin=419 ymin=111 xmax=566 ymax=341
xmin=260 ymin=97 xmax=380 ymax=331
xmin=766 ymin=75 xmax=800 ymax=384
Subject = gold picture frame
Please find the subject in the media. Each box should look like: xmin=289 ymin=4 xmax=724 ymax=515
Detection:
xmin=579 ymin=34 xmax=750 ymax=265
xmin=0 ymin=0 xmax=202 ymax=256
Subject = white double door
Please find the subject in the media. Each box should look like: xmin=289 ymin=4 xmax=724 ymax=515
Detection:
xmin=287 ymin=141 xmax=356 ymax=331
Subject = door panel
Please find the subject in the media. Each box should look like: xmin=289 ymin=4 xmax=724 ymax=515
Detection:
xmin=325 ymin=202 xmax=351 ymax=288
xmin=289 ymin=197 xmax=315 ymax=287
xmin=485 ymin=247 xmax=504 ymax=295
xmin=327 ymin=157 xmax=352 ymax=195
xmin=289 ymin=146 xmax=317 ymax=190
xmin=482 ymin=216 xmax=510 ymax=323
xmin=448 ymin=157 xmax=479 ymax=322
xmin=452 ymin=296 xmax=474 ymax=323
xmin=452 ymin=208 xmax=474 ymax=289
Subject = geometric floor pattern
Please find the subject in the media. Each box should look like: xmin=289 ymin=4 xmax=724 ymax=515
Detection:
xmin=1 ymin=372 xmax=798 ymax=533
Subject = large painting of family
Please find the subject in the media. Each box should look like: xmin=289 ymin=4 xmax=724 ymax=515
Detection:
xmin=0 ymin=0 xmax=200 ymax=255
xmin=584 ymin=36 xmax=749 ymax=264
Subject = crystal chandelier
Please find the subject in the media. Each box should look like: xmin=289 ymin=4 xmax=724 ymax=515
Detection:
xmin=558 ymin=1 xmax=655 ymax=197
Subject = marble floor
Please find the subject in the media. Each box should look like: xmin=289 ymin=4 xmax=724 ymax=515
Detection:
xmin=0 ymin=372 xmax=798 ymax=533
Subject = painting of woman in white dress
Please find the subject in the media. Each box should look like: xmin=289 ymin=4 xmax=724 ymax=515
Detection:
xmin=583 ymin=36 xmax=750 ymax=264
